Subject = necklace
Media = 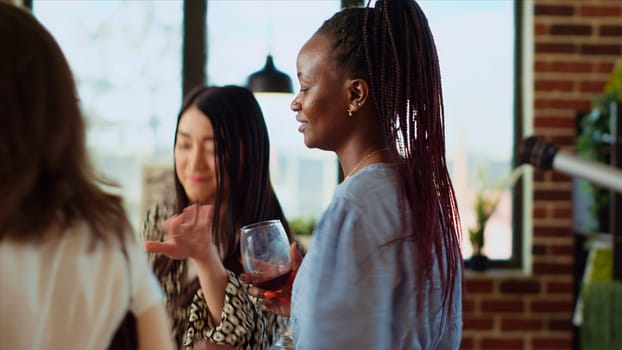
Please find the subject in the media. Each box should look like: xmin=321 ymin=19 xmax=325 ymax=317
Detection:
xmin=344 ymin=148 xmax=390 ymax=181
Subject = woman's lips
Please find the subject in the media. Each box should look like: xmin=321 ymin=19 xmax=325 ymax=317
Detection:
xmin=296 ymin=115 xmax=307 ymax=133
xmin=188 ymin=176 xmax=209 ymax=184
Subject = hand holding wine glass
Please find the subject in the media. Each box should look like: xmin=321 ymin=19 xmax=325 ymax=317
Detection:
xmin=240 ymin=220 xmax=298 ymax=349
xmin=241 ymin=242 xmax=302 ymax=316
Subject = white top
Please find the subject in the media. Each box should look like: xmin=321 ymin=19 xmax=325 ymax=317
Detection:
xmin=0 ymin=222 xmax=164 ymax=350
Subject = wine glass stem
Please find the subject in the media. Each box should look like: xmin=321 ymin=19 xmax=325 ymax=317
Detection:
xmin=271 ymin=316 xmax=294 ymax=349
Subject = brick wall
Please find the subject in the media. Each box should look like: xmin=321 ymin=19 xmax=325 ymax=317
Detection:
xmin=461 ymin=1 xmax=622 ymax=349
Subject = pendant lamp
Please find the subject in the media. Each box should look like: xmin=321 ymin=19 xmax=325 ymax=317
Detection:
xmin=246 ymin=54 xmax=293 ymax=93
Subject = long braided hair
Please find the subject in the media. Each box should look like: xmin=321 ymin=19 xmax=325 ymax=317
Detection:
xmin=317 ymin=0 xmax=463 ymax=316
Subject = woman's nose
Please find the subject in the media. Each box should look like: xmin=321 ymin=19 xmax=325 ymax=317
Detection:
xmin=189 ymin=147 xmax=206 ymax=170
xmin=291 ymin=98 xmax=301 ymax=112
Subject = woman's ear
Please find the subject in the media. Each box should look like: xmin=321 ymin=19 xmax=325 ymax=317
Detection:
xmin=347 ymin=78 xmax=369 ymax=113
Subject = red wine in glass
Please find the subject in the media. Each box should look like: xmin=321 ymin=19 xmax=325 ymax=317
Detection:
xmin=254 ymin=270 xmax=292 ymax=291
xmin=240 ymin=219 xmax=295 ymax=349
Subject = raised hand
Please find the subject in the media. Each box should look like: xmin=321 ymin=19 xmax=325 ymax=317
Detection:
xmin=144 ymin=204 xmax=216 ymax=262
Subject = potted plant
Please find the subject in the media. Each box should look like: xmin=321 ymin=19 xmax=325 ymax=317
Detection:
xmin=468 ymin=183 xmax=500 ymax=271
xmin=468 ymin=166 xmax=525 ymax=271
xmin=289 ymin=216 xmax=316 ymax=250
xmin=575 ymin=63 xmax=622 ymax=233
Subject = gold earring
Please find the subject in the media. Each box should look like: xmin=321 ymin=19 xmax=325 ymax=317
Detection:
xmin=347 ymin=104 xmax=354 ymax=117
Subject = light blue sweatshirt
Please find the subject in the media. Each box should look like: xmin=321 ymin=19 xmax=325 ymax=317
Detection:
xmin=290 ymin=163 xmax=462 ymax=350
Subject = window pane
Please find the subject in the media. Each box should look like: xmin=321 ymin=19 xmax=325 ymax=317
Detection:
xmin=207 ymin=0 xmax=341 ymax=222
xmin=420 ymin=0 xmax=516 ymax=259
xmin=34 ymin=0 xmax=183 ymax=230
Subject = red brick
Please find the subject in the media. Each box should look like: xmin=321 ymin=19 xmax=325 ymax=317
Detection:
xmin=550 ymin=61 xmax=592 ymax=73
xmin=580 ymin=44 xmax=622 ymax=56
xmin=533 ymin=189 xmax=572 ymax=201
xmin=552 ymin=207 xmax=572 ymax=219
xmin=535 ymin=60 xmax=549 ymax=72
xmin=547 ymin=318 xmax=573 ymax=331
xmin=465 ymin=280 xmax=494 ymax=293
xmin=531 ymin=337 xmax=573 ymax=349
xmin=535 ymin=43 xmax=576 ymax=54
xmin=600 ymin=25 xmax=622 ymax=37
xmin=531 ymin=299 xmax=574 ymax=313
xmin=551 ymin=172 xmax=572 ymax=182
xmin=533 ymin=262 xmax=573 ymax=275
xmin=579 ymin=5 xmax=622 ymax=17
xmin=535 ymin=80 xmax=574 ymax=92
xmin=535 ymin=22 xmax=548 ymax=35
xmin=499 ymin=280 xmax=541 ymax=294
xmin=460 ymin=336 xmax=474 ymax=349
xmin=579 ymin=81 xmax=607 ymax=93
xmin=532 ymin=244 xmax=547 ymax=255
xmin=534 ymin=170 xmax=546 ymax=182
xmin=598 ymin=62 xmax=615 ymax=73
xmin=481 ymin=338 xmax=524 ymax=350
xmin=550 ymin=24 xmax=592 ymax=36
xmin=534 ymin=117 xmax=575 ymax=128
xmin=550 ymin=135 xmax=577 ymax=147
xmin=550 ymin=245 xmax=574 ymax=256
xmin=501 ymin=318 xmax=544 ymax=331
xmin=462 ymin=298 xmax=475 ymax=313
xmin=463 ymin=316 xmax=494 ymax=330
xmin=546 ymin=281 xmax=573 ymax=294
xmin=535 ymin=5 xmax=574 ymax=16
xmin=534 ymin=98 xmax=591 ymax=111
xmin=481 ymin=299 xmax=525 ymax=313
xmin=533 ymin=206 xmax=547 ymax=218
xmin=534 ymin=226 xmax=572 ymax=237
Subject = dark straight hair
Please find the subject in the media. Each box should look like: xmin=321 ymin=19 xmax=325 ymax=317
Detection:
xmin=173 ymin=85 xmax=291 ymax=273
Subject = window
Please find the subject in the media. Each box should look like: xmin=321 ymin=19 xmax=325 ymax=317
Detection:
xmin=34 ymin=0 xmax=183 ymax=230
xmin=32 ymin=0 xmax=522 ymax=267
xmin=419 ymin=0 xmax=521 ymax=266
xmin=207 ymin=0 xmax=341 ymax=222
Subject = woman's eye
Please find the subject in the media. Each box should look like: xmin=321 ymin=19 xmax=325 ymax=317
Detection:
xmin=205 ymin=141 xmax=215 ymax=153
xmin=176 ymin=143 xmax=191 ymax=150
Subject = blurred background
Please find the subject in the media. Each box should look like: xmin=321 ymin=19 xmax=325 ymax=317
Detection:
xmin=31 ymin=0 xmax=516 ymax=261
xmin=15 ymin=0 xmax=622 ymax=349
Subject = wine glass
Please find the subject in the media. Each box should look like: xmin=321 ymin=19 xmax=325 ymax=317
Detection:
xmin=240 ymin=219 xmax=295 ymax=350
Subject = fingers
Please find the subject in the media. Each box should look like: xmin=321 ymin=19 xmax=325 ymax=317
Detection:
xmin=163 ymin=213 xmax=185 ymax=234
xmin=239 ymin=271 xmax=265 ymax=286
xmin=256 ymin=292 xmax=291 ymax=317
xmin=246 ymin=285 xmax=263 ymax=298
xmin=242 ymin=277 xmax=292 ymax=317
xmin=164 ymin=204 xmax=215 ymax=239
xmin=290 ymin=242 xmax=303 ymax=271
xmin=181 ymin=203 xmax=214 ymax=226
xmin=144 ymin=240 xmax=185 ymax=259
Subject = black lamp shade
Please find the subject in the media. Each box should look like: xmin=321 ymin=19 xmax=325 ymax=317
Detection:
xmin=246 ymin=55 xmax=293 ymax=93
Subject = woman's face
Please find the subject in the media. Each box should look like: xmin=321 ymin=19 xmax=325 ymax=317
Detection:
xmin=291 ymin=33 xmax=351 ymax=151
xmin=174 ymin=106 xmax=219 ymax=204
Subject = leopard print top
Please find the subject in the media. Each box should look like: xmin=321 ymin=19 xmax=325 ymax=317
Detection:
xmin=141 ymin=203 xmax=280 ymax=349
